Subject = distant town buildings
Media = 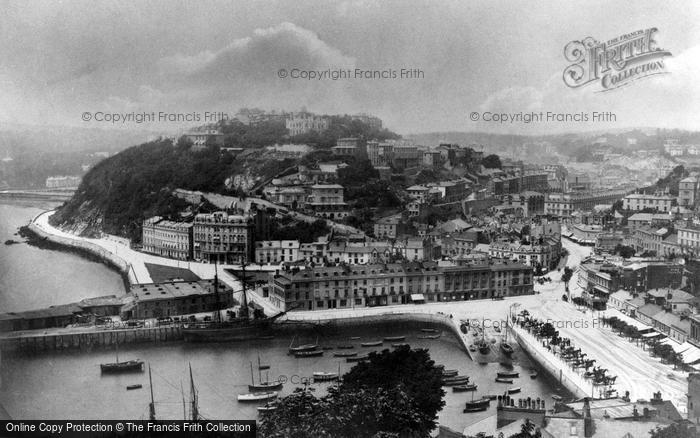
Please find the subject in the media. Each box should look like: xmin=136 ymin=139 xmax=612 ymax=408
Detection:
xmin=183 ymin=129 xmax=225 ymax=150
xmin=285 ymin=112 xmax=330 ymax=136
xmin=45 ymin=176 xmax=81 ymax=189
xmin=307 ymin=184 xmax=348 ymax=220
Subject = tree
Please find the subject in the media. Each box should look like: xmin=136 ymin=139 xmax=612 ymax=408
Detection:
xmin=614 ymin=244 xmax=635 ymax=258
xmin=259 ymin=346 xmax=445 ymax=438
xmin=482 ymin=154 xmax=502 ymax=169
xmin=509 ymin=419 xmax=542 ymax=438
xmin=649 ymin=423 xmax=700 ymax=438
xmin=340 ymin=346 xmax=445 ymax=436
xmin=561 ymin=266 xmax=574 ymax=292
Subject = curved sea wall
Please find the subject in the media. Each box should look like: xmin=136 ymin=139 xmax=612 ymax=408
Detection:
xmin=24 ymin=218 xmax=132 ymax=289
xmin=282 ymin=310 xmax=474 ymax=358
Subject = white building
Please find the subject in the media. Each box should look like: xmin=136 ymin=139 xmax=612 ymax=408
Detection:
xmin=255 ymin=240 xmax=300 ymax=264
xmin=286 ymin=112 xmax=330 ymax=136
xmin=623 ymin=193 xmax=674 ymax=212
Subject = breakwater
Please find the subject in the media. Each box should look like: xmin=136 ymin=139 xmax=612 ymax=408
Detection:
xmin=0 ymin=326 xmax=183 ymax=353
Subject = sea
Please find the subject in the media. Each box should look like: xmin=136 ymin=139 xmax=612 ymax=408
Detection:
xmin=0 ymin=200 xmax=563 ymax=432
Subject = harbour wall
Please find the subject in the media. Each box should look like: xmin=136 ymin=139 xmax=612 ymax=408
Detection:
xmin=0 ymin=326 xmax=183 ymax=353
xmin=510 ymin=323 xmax=593 ymax=399
xmin=0 ymin=310 xmax=473 ymax=356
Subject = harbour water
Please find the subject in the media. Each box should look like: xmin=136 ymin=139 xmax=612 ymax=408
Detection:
xmin=0 ymin=201 xmax=563 ymax=432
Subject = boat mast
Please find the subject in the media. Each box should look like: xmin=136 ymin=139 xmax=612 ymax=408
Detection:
xmin=148 ymin=364 xmax=156 ymax=421
xmin=213 ymin=258 xmax=220 ymax=323
xmin=250 ymin=361 xmax=255 ymax=385
xmin=180 ymin=381 xmax=186 ymax=421
xmin=189 ymin=363 xmax=199 ymax=421
xmin=257 ymin=356 xmax=262 ymax=383
xmin=240 ymin=258 xmax=249 ymax=319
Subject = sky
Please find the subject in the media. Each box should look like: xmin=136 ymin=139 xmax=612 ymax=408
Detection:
xmin=1 ymin=0 xmax=699 ymax=135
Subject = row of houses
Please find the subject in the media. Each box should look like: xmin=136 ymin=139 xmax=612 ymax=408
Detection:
xmin=255 ymin=237 xmax=440 ymax=265
xmin=267 ymin=258 xmax=534 ymax=311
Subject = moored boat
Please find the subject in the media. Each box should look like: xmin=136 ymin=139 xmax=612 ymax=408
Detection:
xmin=383 ymin=336 xmax=405 ymax=342
xmin=361 ymin=340 xmax=383 ymax=347
xmin=101 ymin=359 xmax=144 ymax=373
xmin=497 ymin=371 xmax=519 ymax=378
xmin=295 ymin=350 xmax=323 ymax=358
xmin=500 ymin=342 xmax=514 ymax=355
xmin=238 ymin=391 xmax=278 ymax=402
xmin=495 ymin=378 xmax=513 ymax=384
xmin=530 ymin=371 xmax=539 ymax=379
xmin=442 ymin=369 xmax=459 ymax=378
xmin=417 ymin=333 xmax=441 ymax=339
xmin=249 ymin=381 xmax=283 ymax=391
xmin=392 ymin=343 xmax=410 ymax=348
xmin=313 ymin=372 xmax=339 ymax=381
xmin=464 ymin=397 xmax=490 ymax=412
xmin=421 ymin=328 xmax=439 ymax=333
xmin=347 ymin=354 xmax=369 ymax=363
xmin=442 ymin=377 xmax=469 ymax=386
xmin=257 ymin=403 xmax=277 ymax=413
xmin=477 ymin=340 xmax=490 ymax=354
xmin=507 ymin=387 xmax=521 ymax=394
xmin=126 ymin=384 xmax=142 ymax=390
xmin=334 ymin=351 xmax=358 ymax=357
xmin=452 ymin=383 xmax=477 ymax=392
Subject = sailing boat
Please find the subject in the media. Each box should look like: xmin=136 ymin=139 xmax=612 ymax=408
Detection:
xmin=182 ymin=259 xmax=283 ymax=342
xmin=499 ymin=311 xmax=514 ymax=355
xmin=477 ymin=319 xmax=490 ymax=355
xmin=100 ymin=337 xmax=144 ymax=373
xmin=248 ymin=361 xmax=283 ymax=391
xmin=289 ymin=335 xmax=319 ymax=354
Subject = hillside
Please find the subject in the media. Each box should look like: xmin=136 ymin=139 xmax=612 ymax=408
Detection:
xmin=50 ymin=118 xmax=402 ymax=241
xmin=50 ymin=139 xmax=292 ymax=241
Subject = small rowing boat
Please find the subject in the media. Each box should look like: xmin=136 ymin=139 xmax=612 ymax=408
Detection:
xmin=417 ymin=333 xmax=441 ymax=339
xmin=334 ymin=351 xmax=357 ymax=357
xmin=383 ymin=336 xmax=405 ymax=342
xmin=238 ymin=391 xmax=278 ymax=402
xmin=295 ymin=350 xmax=323 ymax=358
xmin=126 ymin=384 xmax=142 ymax=390
xmin=361 ymin=340 xmax=383 ymax=347
xmin=497 ymin=371 xmax=519 ymax=378
xmin=313 ymin=372 xmax=339 ymax=381
xmin=392 ymin=343 xmax=410 ymax=348
xmin=346 ymin=354 xmax=369 ymax=363
xmin=257 ymin=403 xmax=277 ymax=412
xmin=421 ymin=328 xmax=439 ymax=333
xmin=452 ymin=383 xmax=477 ymax=392
xmin=442 ymin=369 xmax=459 ymax=378
xmin=495 ymin=378 xmax=513 ymax=384
xmin=507 ymin=387 xmax=521 ymax=394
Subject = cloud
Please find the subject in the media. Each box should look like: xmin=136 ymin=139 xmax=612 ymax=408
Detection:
xmin=159 ymin=22 xmax=355 ymax=88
